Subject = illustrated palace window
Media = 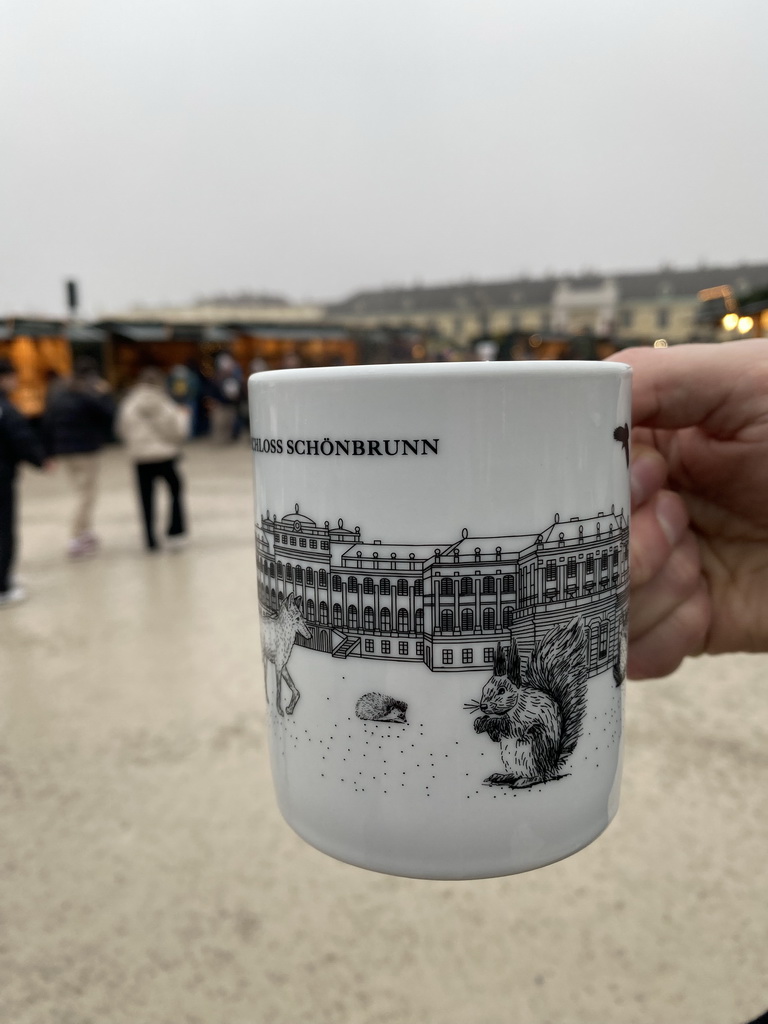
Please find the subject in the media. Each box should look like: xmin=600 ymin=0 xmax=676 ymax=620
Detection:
xmin=484 ymin=647 xmax=495 ymax=663
xmin=483 ymin=608 xmax=495 ymax=629
xmin=462 ymin=649 xmax=473 ymax=664
xmin=440 ymin=577 xmax=454 ymax=596
xmin=365 ymin=639 xmax=374 ymax=653
xmin=363 ymin=577 xmax=374 ymax=594
xmin=397 ymin=578 xmax=408 ymax=596
xmin=442 ymin=649 xmax=454 ymax=665
xmin=364 ymin=607 xmax=375 ymax=630
xmin=319 ymin=601 xmax=328 ymax=623
xmin=441 ymin=609 xmax=454 ymax=631
xmin=502 ymin=574 xmax=515 ymax=593
xmin=482 ymin=575 xmax=495 ymax=595
xmin=332 ymin=604 xmax=342 ymax=626
xmin=460 ymin=577 xmax=473 ymax=596
xmin=399 ymin=641 xmax=408 ymax=656
xmin=305 ymin=567 xmax=313 ymax=586
xmin=380 ymin=578 xmax=391 ymax=595
xmin=461 ymin=608 xmax=474 ymax=631
xmin=332 ymin=575 xmax=342 ymax=592
xmin=381 ymin=640 xmax=391 ymax=655
xmin=318 ymin=570 xmax=327 ymax=588
xmin=348 ymin=576 xmax=358 ymax=593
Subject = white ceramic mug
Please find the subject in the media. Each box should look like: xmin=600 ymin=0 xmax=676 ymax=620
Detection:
xmin=249 ymin=361 xmax=632 ymax=879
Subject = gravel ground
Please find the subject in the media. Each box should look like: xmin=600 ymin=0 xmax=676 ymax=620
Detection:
xmin=1 ymin=441 xmax=766 ymax=1024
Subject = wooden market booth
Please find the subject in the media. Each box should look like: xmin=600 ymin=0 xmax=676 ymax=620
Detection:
xmin=0 ymin=318 xmax=76 ymax=418
xmin=95 ymin=319 xmax=359 ymax=391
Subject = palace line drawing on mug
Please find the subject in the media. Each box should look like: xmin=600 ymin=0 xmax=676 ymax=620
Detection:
xmin=249 ymin=360 xmax=632 ymax=879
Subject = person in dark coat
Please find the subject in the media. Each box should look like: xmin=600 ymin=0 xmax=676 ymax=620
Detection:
xmin=43 ymin=356 xmax=114 ymax=558
xmin=0 ymin=358 xmax=47 ymax=605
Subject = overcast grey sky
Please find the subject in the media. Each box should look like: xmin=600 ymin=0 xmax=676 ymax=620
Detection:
xmin=2 ymin=0 xmax=767 ymax=317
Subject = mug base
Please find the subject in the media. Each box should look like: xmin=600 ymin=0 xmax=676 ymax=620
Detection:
xmin=280 ymin=807 xmax=617 ymax=880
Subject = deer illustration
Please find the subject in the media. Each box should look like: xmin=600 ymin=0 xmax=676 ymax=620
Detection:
xmin=260 ymin=593 xmax=311 ymax=716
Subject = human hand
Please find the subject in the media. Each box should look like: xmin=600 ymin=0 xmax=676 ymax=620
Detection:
xmin=608 ymin=340 xmax=768 ymax=678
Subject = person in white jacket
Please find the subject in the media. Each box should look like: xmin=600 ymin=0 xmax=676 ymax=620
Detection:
xmin=116 ymin=367 xmax=190 ymax=552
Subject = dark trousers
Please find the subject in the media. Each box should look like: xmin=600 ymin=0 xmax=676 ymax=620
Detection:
xmin=0 ymin=474 xmax=16 ymax=593
xmin=134 ymin=459 xmax=185 ymax=550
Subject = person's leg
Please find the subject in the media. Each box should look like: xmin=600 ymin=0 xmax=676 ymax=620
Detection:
xmin=161 ymin=459 xmax=186 ymax=538
xmin=64 ymin=454 xmax=100 ymax=556
xmin=135 ymin=462 xmax=158 ymax=550
xmin=63 ymin=455 xmax=86 ymax=539
xmin=77 ymin=452 xmax=100 ymax=538
xmin=0 ymin=475 xmax=16 ymax=593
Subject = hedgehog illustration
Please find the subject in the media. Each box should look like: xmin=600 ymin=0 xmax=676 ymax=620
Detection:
xmin=355 ymin=692 xmax=408 ymax=724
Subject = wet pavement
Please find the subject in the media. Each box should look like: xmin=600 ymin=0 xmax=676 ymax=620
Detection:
xmin=1 ymin=441 xmax=766 ymax=1024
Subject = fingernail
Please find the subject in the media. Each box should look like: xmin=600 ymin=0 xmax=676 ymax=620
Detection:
xmin=654 ymin=490 xmax=688 ymax=547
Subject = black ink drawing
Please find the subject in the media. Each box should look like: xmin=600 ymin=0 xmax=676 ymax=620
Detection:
xmin=256 ymin=504 xmax=629 ymax=679
xmin=614 ymin=423 xmax=630 ymax=466
xmin=465 ymin=617 xmax=589 ymax=788
xmin=260 ymin=592 xmax=311 ymax=716
xmin=355 ymin=692 xmax=408 ymax=724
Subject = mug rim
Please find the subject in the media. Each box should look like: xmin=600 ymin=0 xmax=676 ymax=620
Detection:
xmin=249 ymin=360 xmax=632 ymax=387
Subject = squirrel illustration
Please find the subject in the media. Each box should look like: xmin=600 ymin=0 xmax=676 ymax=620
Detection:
xmin=467 ymin=617 xmax=589 ymax=788
xmin=355 ymin=692 xmax=408 ymax=724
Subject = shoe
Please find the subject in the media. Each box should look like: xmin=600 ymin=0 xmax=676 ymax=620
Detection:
xmin=0 ymin=584 xmax=27 ymax=607
xmin=68 ymin=534 xmax=99 ymax=558
xmin=165 ymin=535 xmax=188 ymax=552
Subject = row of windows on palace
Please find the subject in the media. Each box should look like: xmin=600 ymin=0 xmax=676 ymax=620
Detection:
xmin=258 ymin=594 xmax=519 ymax=631
xmin=257 ymin=549 xmax=622 ymax=591
xmin=344 ymin=618 xmax=615 ymax=665
xmin=334 ymin=635 xmax=612 ymax=665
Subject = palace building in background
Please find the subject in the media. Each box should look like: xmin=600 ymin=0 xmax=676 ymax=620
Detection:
xmin=256 ymin=505 xmax=629 ymax=677
xmin=325 ymin=261 xmax=768 ymax=347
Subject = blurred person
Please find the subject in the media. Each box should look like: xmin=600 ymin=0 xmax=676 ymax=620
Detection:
xmin=167 ymin=362 xmax=200 ymax=437
xmin=115 ymin=366 xmax=190 ymax=552
xmin=0 ymin=357 xmax=47 ymax=606
xmin=607 ymin=339 xmax=768 ymax=678
xmin=43 ymin=355 xmax=114 ymax=558
xmin=208 ymin=353 xmax=243 ymax=443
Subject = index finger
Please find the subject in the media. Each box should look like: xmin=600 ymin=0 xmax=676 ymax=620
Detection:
xmin=607 ymin=340 xmax=768 ymax=431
